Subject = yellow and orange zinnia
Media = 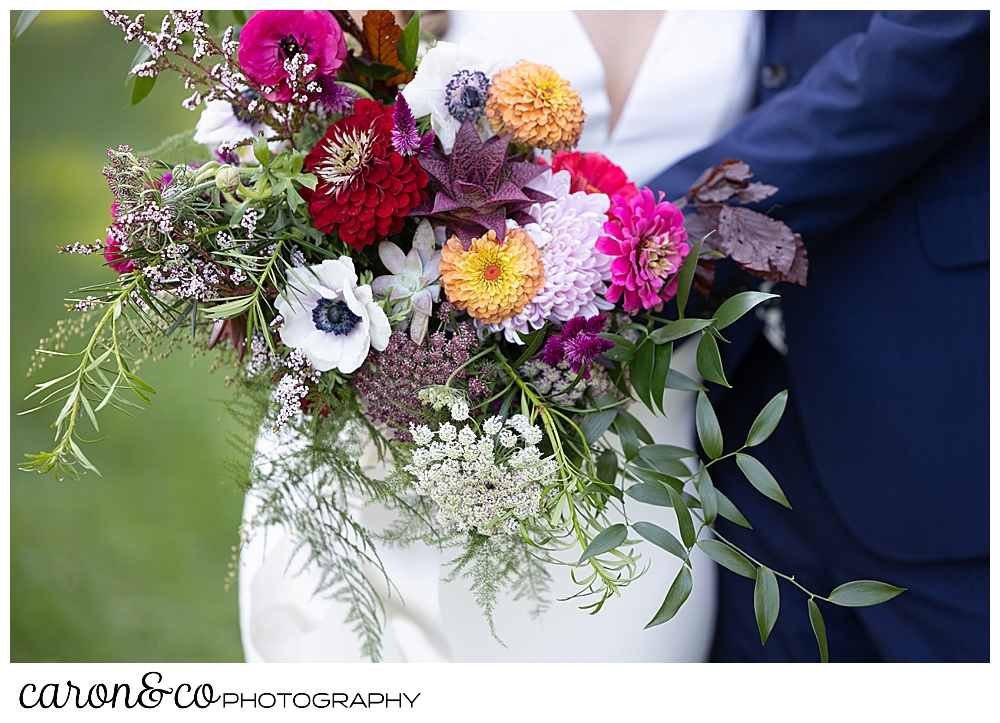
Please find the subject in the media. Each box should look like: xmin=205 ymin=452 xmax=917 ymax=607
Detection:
xmin=439 ymin=228 xmax=545 ymax=324
xmin=485 ymin=61 xmax=585 ymax=152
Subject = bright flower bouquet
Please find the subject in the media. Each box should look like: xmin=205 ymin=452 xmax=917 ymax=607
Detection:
xmin=21 ymin=10 xmax=902 ymax=662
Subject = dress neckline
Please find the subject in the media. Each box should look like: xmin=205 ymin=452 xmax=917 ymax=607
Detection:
xmin=570 ymin=10 xmax=673 ymax=147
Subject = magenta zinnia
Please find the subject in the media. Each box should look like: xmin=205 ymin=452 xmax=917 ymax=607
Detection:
xmin=596 ymin=189 xmax=690 ymax=313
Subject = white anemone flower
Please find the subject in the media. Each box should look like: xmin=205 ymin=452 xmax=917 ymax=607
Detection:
xmin=193 ymin=98 xmax=282 ymax=159
xmin=275 ymin=257 xmax=391 ymax=374
xmin=401 ymin=34 xmax=507 ymax=153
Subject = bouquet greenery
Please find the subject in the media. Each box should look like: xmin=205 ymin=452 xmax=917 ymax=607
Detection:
xmin=20 ymin=10 xmax=903 ymax=662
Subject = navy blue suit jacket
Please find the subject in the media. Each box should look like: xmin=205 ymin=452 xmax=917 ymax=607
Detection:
xmin=648 ymin=11 xmax=989 ymax=561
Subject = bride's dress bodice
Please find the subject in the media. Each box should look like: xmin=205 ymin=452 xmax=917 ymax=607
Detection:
xmin=239 ymin=10 xmax=763 ymax=663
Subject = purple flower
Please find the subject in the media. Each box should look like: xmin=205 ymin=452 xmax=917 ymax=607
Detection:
xmin=390 ymin=95 xmax=436 ymax=158
xmin=541 ymin=314 xmax=613 ymax=378
xmin=315 ymin=74 xmax=358 ymax=113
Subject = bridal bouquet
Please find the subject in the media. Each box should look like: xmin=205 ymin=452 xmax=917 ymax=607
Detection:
xmin=21 ymin=10 xmax=902 ymax=662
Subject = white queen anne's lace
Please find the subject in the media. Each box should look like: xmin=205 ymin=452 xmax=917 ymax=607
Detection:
xmin=406 ymin=415 xmax=556 ymax=536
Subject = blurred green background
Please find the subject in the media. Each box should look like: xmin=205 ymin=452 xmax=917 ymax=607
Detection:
xmin=11 ymin=11 xmax=245 ymax=662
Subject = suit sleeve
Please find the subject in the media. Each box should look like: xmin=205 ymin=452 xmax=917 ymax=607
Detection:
xmin=647 ymin=11 xmax=989 ymax=243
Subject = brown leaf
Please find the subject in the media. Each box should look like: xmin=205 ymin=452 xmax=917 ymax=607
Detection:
xmin=717 ymin=205 xmax=797 ymax=277
xmin=737 ymin=182 xmax=779 ymax=205
xmin=755 ymin=233 xmax=809 ymax=286
xmin=684 ymin=212 xmax=719 ymax=245
xmin=360 ymin=10 xmax=412 ymax=87
xmin=689 ymin=159 xmax=754 ymax=203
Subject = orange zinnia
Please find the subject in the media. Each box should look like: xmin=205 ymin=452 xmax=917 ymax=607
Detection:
xmin=439 ymin=228 xmax=545 ymax=324
xmin=486 ymin=61 xmax=585 ymax=152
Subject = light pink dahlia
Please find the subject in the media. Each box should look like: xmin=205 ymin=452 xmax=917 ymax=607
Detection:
xmin=595 ymin=189 xmax=690 ymax=313
xmin=486 ymin=170 xmax=614 ymax=343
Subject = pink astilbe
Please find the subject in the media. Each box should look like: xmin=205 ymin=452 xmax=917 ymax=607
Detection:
xmin=596 ymin=189 xmax=690 ymax=313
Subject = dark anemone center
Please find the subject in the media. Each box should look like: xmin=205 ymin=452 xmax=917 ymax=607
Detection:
xmin=312 ymin=298 xmax=362 ymax=335
xmin=444 ymin=69 xmax=491 ymax=123
xmin=231 ymin=88 xmax=265 ymax=124
xmin=278 ymin=34 xmax=303 ymax=60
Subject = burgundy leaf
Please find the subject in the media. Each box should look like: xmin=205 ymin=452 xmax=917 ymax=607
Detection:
xmin=737 ymin=182 xmax=779 ymax=205
xmin=755 ymin=233 xmax=809 ymax=286
xmin=683 ymin=212 xmax=719 ymax=244
xmin=717 ymin=205 xmax=797 ymax=276
xmin=689 ymin=159 xmax=757 ymax=203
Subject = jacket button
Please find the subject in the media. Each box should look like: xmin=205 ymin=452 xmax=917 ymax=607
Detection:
xmin=760 ymin=63 xmax=788 ymax=90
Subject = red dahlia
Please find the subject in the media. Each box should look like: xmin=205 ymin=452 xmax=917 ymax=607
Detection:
xmin=303 ymin=99 xmax=429 ymax=250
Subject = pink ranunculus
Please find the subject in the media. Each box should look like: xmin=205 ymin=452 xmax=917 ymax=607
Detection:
xmin=551 ymin=150 xmax=639 ymax=200
xmin=595 ymin=188 xmax=690 ymax=313
xmin=238 ymin=10 xmax=347 ymax=103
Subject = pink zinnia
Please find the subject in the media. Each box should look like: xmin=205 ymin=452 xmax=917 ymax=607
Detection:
xmin=595 ymin=189 xmax=690 ymax=313
xmin=551 ymin=150 xmax=638 ymax=200
xmin=238 ymin=11 xmax=347 ymax=103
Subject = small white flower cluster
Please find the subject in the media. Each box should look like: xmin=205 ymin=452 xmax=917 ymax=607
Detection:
xmin=59 ymin=241 xmax=103 ymax=256
xmin=417 ymin=385 xmax=470 ymax=420
xmin=405 ymin=414 xmax=555 ymax=536
xmin=240 ymin=207 xmax=259 ymax=236
xmin=281 ymin=53 xmax=318 ymax=105
xmin=246 ymin=330 xmax=277 ymax=378
xmin=273 ymin=348 xmax=321 ymax=428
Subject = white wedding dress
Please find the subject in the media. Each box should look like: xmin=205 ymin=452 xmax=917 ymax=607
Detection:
xmin=239 ymin=10 xmax=763 ymax=663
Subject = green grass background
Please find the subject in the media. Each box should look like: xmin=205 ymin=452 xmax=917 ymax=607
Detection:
xmin=11 ymin=10 xmax=246 ymax=662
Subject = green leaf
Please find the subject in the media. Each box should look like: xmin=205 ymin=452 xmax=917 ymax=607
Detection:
xmin=626 ymin=465 xmax=683 ymax=492
xmin=615 ymin=408 xmax=654 ymax=444
xmin=253 ymin=132 xmax=270 ymax=166
xmin=666 ymin=486 xmax=696 ymax=548
xmin=597 ymin=332 xmax=636 ymax=361
xmin=697 ymin=539 xmax=756 ymax=579
xmin=512 ymin=326 xmax=548 ymax=367
xmin=675 ymin=236 xmax=704 ymax=320
xmin=754 ymin=566 xmax=780 ymax=644
xmin=636 ymin=443 xmax=698 ymax=463
xmin=746 ymin=390 xmax=788 ymax=447
xmin=695 ymin=463 xmax=718 ymax=524
xmin=596 ymin=449 xmax=618 ymax=487
xmin=397 ymin=10 xmax=420 ymax=72
xmin=633 ymin=453 xmax=692 ymax=479
xmin=12 ymin=10 xmax=40 ymax=42
xmin=695 ymin=392 xmax=723 ymax=459
xmin=350 ymin=58 xmax=404 ymax=81
xmin=736 ymin=453 xmax=791 ymax=508
xmin=665 ymin=369 xmax=707 ymax=392
xmin=649 ymin=318 xmax=714 ymax=345
xmin=807 ymin=599 xmax=829 ymax=663
xmin=651 ymin=341 xmax=672 ymax=414
xmin=645 ymin=567 xmax=692 ymax=628
xmin=579 ymin=408 xmax=617 ymax=446
xmin=630 ymin=336 xmax=655 ymax=411
xmin=714 ymin=291 xmax=778 ymax=330
xmin=130 ymin=74 xmax=157 ymax=106
xmin=696 ymin=331 xmax=730 ymax=388
xmin=136 ymin=129 xmax=211 ymax=165
xmin=578 ymin=523 xmax=628 ymax=564
xmin=625 ymin=483 xmax=673 ymax=507
xmin=714 ymin=487 xmax=753 ymax=529
xmin=633 ymin=522 xmax=687 ymax=561
xmin=613 ymin=414 xmax=639 ymax=460
xmin=826 ymin=580 xmax=907 ymax=607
